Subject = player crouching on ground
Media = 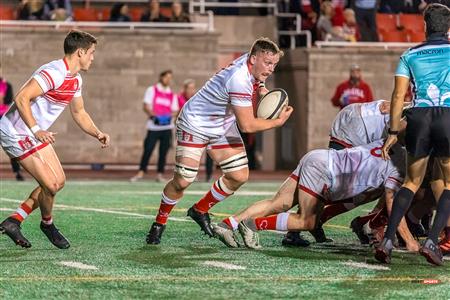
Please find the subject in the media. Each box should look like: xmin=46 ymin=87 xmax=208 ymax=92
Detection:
xmin=0 ymin=30 xmax=110 ymax=249
xmin=212 ymin=139 xmax=419 ymax=253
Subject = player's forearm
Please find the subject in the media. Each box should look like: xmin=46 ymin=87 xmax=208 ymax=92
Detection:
xmin=15 ymin=94 xmax=39 ymax=130
xmin=389 ymin=90 xmax=405 ymax=131
xmin=73 ymin=111 xmax=101 ymax=138
xmin=239 ymin=118 xmax=282 ymax=133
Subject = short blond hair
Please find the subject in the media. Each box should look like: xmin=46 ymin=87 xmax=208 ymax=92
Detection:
xmin=249 ymin=37 xmax=284 ymax=57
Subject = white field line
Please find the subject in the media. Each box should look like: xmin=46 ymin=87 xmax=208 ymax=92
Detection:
xmin=202 ymin=261 xmax=246 ymax=270
xmin=0 ymin=198 xmax=191 ymax=222
xmin=342 ymin=260 xmax=390 ymax=271
xmin=0 ymin=208 xmax=13 ymax=211
xmin=118 ymin=190 xmax=275 ymax=196
xmin=58 ymin=261 xmax=98 ymax=270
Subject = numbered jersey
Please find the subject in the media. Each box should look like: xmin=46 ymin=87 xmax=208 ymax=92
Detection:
xmin=328 ymin=139 xmax=405 ymax=200
xmin=330 ymin=100 xmax=389 ymax=147
xmin=292 ymin=139 xmax=405 ymax=202
xmin=177 ymin=53 xmax=257 ymax=139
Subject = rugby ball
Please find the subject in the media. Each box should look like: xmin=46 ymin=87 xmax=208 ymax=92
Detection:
xmin=256 ymin=88 xmax=289 ymax=119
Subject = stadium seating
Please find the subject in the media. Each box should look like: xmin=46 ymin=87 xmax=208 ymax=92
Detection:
xmin=129 ymin=7 xmax=145 ymax=22
xmin=376 ymin=13 xmax=399 ymax=32
xmin=0 ymin=6 xmax=15 ymax=20
xmin=378 ymin=29 xmax=408 ymax=42
xmin=407 ymin=30 xmax=425 ymax=43
xmin=399 ymin=14 xmax=424 ymax=32
xmin=73 ymin=8 xmax=101 ymax=21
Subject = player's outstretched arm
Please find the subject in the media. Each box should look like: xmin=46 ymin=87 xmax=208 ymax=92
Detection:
xmin=233 ymin=105 xmax=293 ymax=133
xmin=15 ymin=78 xmax=57 ymax=144
xmin=384 ymin=188 xmax=420 ymax=252
xmin=70 ymin=96 xmax=110 ymax=148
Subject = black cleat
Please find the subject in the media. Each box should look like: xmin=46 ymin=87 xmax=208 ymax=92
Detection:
xmin=350 ymin=217 xmax=370 ymax=245
xmin=15 ymin=172 xmax=25 ymax=181
xmin=146 ymin=222 xmax=166 ymax=245
xmin=0 ymin=217 xmax=31 ymax=248
xmin=374 ymin=238 xmax=393 ymax=264
xmin=419 ymin=238 xmax=443 ymax=266
xmin=187 ymin=206 xmax=214 ymax=237
xmin=282 ymin=231 xmax=310 ymax=247
xmin=309 ymin=223 xmax=333 ymax=243
xmin=40 ymin=222 xmax=70 ymax=249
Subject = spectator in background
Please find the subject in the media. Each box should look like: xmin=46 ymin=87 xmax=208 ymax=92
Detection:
xmin=110 ymin=3 xmax=131 ymax=22
xmin=0 ymin=66 xmax=24 ymax=181
xmin=331 ymin=64 xmax=374 ymax=109
xmin=342 ymin=8 xmax=360 ymax=41
xmin=177 ymin=79 xmax=214 ymax=181
xmin=317 ymin=1 xmax=346 ymax=41
xmin=170 ymin=0 xmax=190 ymax=22
xmin=17 ymin=0 xmax=45 ymax=20
xmin=141 ymin=0 xmax=168 ymax=22
xmin=130 ymin=70 xmax=179 ymax=183
xmin=43 ymin=0 xmax=72 ymax=21
xmin=289 ymin=0 xmax=321 ymax=42
xmin=352 ymin=0 xmax=379 ymax=41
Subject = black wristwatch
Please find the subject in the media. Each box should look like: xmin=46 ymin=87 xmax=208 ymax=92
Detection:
xmin=388 ymin=128 xmax=399 ymax=135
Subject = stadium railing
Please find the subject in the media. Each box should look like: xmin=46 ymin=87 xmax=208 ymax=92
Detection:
xmin=315 ymin=41 xmax=417 ymax=49
xmin=188 ymin=0 xmax=278 ymax=15
xmin=277 ymin=12 xmax=311 ymax=49
xmin=0 ymin=18 xmax=213 ymax=32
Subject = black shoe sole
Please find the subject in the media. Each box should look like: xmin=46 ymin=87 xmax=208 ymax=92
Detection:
xmin=419 ymin=248 xmax=443 ymax=266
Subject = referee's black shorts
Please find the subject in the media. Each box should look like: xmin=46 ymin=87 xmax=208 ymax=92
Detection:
xmin=405 ymin=107 xmax=450 ymax=158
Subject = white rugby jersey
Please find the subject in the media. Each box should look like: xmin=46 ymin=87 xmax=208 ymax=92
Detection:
xmin=328 ymin=139 xmax=405 ymax=201
xmin=177 ymin=53 xmax=257 ymax=138
xmin=0 ymin=59 xmax=82 ymax=136
xmin=330 ymin=100 xmax=389 ymax=146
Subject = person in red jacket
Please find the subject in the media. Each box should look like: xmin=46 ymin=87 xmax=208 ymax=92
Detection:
xmin=331 ymin=64 xmax=374 ymax=109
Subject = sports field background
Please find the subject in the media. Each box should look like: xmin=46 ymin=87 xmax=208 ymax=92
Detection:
xmin=0 ymin=179 xmax=449 ymax=299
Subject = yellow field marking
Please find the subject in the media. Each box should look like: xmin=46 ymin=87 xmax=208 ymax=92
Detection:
xmin=0 ymin=275 xmax=448 ymax=283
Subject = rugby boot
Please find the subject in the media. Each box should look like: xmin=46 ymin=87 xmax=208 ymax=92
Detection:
xmin=146 ymin=222 xmax=166 ymax=245
xmin=40 ymin=222 xmax=70 ymax=249
xmin=420 ymin=238 xmax=444 ymax=266
xmin=211 ymin=223 xmax=240 ymax=248
xmin=309 ymin=223 xmax=333 ymax=243
xmin=187 ymin=206 xmax=214 ymax=237
xmin=0 ymin=217 xmax=31 ymax=248
xmin=374 ymin=237 xmax=394 ymax=264
xmin=350 ymin=217 xmax=370 ymax=245
xmin=281 ymin=231 xmax=310 ymax=247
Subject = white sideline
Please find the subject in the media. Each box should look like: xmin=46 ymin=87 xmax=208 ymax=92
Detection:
xmin=119 ymin=190 xmax=275 ymax=196
xmin=342 ymin=260 xmax=390 ymax=271
xmin=0 ymin=198 xmax=191 ymax=222
xmin=202 ymin=261 xmax=246 ymax=270
xmin=58 ymin=261 xmax=98 ymax=270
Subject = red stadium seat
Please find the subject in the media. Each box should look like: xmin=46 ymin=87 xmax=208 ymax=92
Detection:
xmin=129 ymin=7 xmax=145 ymax=22
xmin=160 ymin=7 xmax=172 ymax=18
xmin=376 ymin=13 xmax=399 ymax=32
xmin=0 ymin=6 xmax=15 ymax=20
xmin=73 ymin=8 xmax=101 ymax=21
xmin=379 ymin=29 xmax=408 ymax=42
xmin=399 ymin=14 xmax=424 ymax=32
xmin=408 ymin=30 xmax=426 ymax=43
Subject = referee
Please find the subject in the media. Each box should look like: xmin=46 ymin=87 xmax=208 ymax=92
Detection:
xmin=376 ymin=3 xmax=450 ymax=266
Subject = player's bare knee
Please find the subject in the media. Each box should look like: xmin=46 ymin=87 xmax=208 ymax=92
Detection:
xmin=224 ymin=170 xmax=249 ymax=188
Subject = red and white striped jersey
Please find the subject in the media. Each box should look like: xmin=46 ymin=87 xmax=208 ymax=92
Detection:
xmin=177 ymin=53 xmax=256 ymax=138
xmin=328 ymin=139 xmax=405 ymax=200
xmin=330 ymin=100 xmax=389 ymax=147
xmin=1 ymin=58 xmax=82 ymax=136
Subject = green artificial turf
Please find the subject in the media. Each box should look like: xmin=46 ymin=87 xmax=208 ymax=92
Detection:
xmin=0 ymin=180 xmax=449 ymax=299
